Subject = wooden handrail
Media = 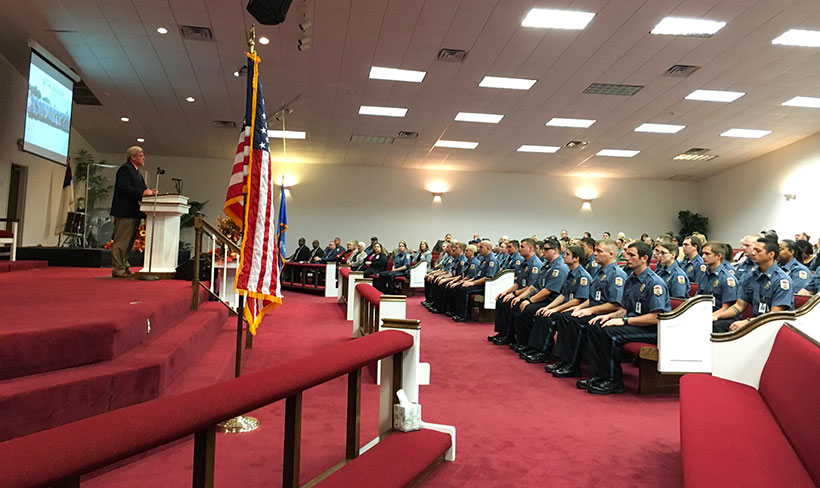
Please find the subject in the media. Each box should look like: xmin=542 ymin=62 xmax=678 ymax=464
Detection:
xmin=795 ymin=293 xmax=820 ymax=317
xmin=658 ymin=295 xmax=712 ymax=320
xmin=0 ymin=330 xmax=414 ymax=488
xmin=194 ymin=213 xmax=240 ymax=254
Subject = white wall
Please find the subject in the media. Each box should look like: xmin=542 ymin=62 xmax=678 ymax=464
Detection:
xmin=0 ymin=51 xmax=99 ymax=246
xmin=96 ymin=151 xmax=699 ymax=249
xmin=699 ymin=131 xmax=820 ymax=245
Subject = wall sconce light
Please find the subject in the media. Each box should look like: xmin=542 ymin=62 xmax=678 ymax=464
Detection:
xmin=784 ymin=193 xmax=797 ymax=201
xmin=427 ymin=181 xmax=448 ymax=202
xmin=432 ymin=192 xmax=443 ymax=203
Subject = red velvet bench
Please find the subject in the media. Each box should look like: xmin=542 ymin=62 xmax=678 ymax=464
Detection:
xmin=680 ymin=325 xmax=820 ymax=487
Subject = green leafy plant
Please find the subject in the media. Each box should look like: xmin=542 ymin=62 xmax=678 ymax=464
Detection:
xmin=73 ymin=148 xmax=113 ymax=212
xmin=678 ymin=210 xmax=709 ymax=238
xmin=180 ymin=200 xmax=207 ymax=229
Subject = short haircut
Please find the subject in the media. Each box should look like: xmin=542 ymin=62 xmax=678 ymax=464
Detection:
xmin=581 ymin=237 xmax=596 ymax=250
xmin=535 ymin=240 xmax=545 ymax=249
xmin=126 ymin=146 xmax=143 ymax=159
xmin=596 ymin=239 xmax=618 ymax=254
xmin=456 ymin=242 xmax=467 ymax=251
xmin=544 ymin=237 xmax=560 ymax=251
xmin=761 ymin=229 xmax=778 ymax=242
xmin=757 ymin=237 xmax=778 ymax=257
xmin=703 ymin=241 xmax=726 ymax=258
xmin=627 ymin=241 xmax=652 ymax=262
xmin=657 ymin=241 xmax=678 ymax=256
xmin=567 ymin=245 xmax=585 ymax=260
xmin=520 ymin=238 xmax=536 ymax=250
xmin=508 ymin=240 xmax=520 ymax=250
xmin=685 ymin=235 xmax=703 ymax=252
xmin=466 ymin=244 xmax=477 ymax=254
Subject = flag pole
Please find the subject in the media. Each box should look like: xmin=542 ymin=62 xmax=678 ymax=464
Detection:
xmin=217 ymin=24 xmax=259 ymax=435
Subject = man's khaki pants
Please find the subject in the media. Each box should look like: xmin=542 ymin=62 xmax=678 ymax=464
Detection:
xmin=111 ymin=217 xmax=140 ymax=275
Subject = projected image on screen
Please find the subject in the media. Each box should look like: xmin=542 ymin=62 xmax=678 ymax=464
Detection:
xmin=23 ymin=50 xmax=74 ymax=165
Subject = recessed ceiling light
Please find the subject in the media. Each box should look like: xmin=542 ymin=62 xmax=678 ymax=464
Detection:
xmin=269 ymin=130 xmax=306 ymax=139
xmin=369 ymin=66 xmax=426 ymax=83
xmin=358 ymin=105 xmax=408 ymax=117
xmin=720 ymin=128 xmax=771 ymax=139
xmin=479 ymin=76 xmax=536 ymax=90
xmin=156 ymin=27 xmax=168 ymax=35
xmin=517 ymin=145 xmax=560 ymax=153
xmin=233 ymin=71 xmax=240 ymax=77
xmin=186 ymin=97 xmax=195 ymax=102
xmin=772 ymin=29 xmax=820 ymax=47
xmin=782 ymin=96 xmax=820 ymax=108
xmin=521 ymin=8 xmax=595 ymax=30
xmin=597 ymin=149 xmax=640 ymax=157
xmin=259 ymin=37 xmax=270 ymax=45
xmin=120 ymin=116 xmax=130 ymax=122
xmin=434 ymin=140 xmax=478 ymax=149
xmin=454 ymin=112 xmax=504 ymax=124
xmin=685 ymin=89 xmax=745 ymax=102
xmin=635 ymin=123 xmax=686 ymax=134
xmin=650 ymin=17 xmax=726 ymax=37
xmin=136 ymin=137 xmax=145 ymax=143
xmin=546 ymin=117 xmax=596 ymax=128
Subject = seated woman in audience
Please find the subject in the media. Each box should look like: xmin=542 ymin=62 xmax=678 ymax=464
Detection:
xmin=361 ymin=242 xmax=387 ymax=278
xmin=349 ymin=241 xmax=367 ymax=270
xmin=778 ymin=239 xmax=812 ymax=291
xmin=413 ymin=240 xmax=432 ymax=266
xmin=334 ymin=240 xmax=356 ymax=263
xmin=796 ymin=239 xmax=817 ymax=272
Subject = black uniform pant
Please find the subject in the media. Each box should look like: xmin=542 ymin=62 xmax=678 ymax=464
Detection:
xmin=529 ymin=313 xmax=560 ymax=353
xmin=585 ymin=323 xmax=657 ymax=381
xmin=494 ymin=297 xmax=515 ymax=335
xmin=553 ymin=312 xmax=594 ymax=368
xmin=443 ymin=283 xmax=463 ymax=315
xmin=424 ymin=277 xmax=435 ymax=302
xmin=453 ymin=285 xmax=483 ymax=319
xmin=379 ymin=270 xmax=406 ymax=293
xmin=513 ymin=302 xmax=551 ymax=346
xmin=431 ymin=280 xmax=449 ymax=311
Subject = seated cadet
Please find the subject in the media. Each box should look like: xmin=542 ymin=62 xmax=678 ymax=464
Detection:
xmin=443 ymin=244 xmax=482 ymax=316
xmin=505 ymin=240 xmax=523 ymax=270
xmin=679 ymin=235 xmax=707 ymax=284
xmin=798 ymin=271 xmax=819 ymax=295
xmin=427 ymin=242 xmax=468 ymax=314
xmin=653 ymin=241 xmax=689 ymax=298
xmin=712 ymin=238 xmax=794 ymax=333
xmin=581 ymin=241 xmax=671 ymax=395
xmin=489 ymin=238 xmax=543 ymax=345
xmin=733 ymin=234 xmax=760 ymax=282
xmin=510 ymin=238 xmax=569 ymax=353
xmin=451 ymin=240 xmax=500 ymax=322
xmin=795 ymin=239 xmax=816 ymax=272
xmin=422 ymin=243 xmax=454 ymax=307
xmin=431 ymin=242 xmax=451 ymax=270
xmin=534 ymin=240 xmax=545 ymax=261
xmin=697 ymin=242 xmax=739 ymax=327
xmin=580 ymin=237 xmax=600 ymax=276
xmin=548 ymin=239 xmax=627 ymax=378
xmin=412 ymin=240 xmax=433 ymax=266
xmin=378 ymin=240 xmax=412 ymax=293
xmin=495 ymin=241 xmax=509 ymax=268
xmin=778 ymin=239 xmax=811 ymax=291
xmin=521 ymin=245 xmax=592 ymax=363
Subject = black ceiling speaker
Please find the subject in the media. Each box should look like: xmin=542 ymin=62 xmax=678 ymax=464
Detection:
xmin=247 ymin=0 xmax=293 ymax=25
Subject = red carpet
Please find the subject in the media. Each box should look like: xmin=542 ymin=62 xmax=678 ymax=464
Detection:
xmin=83 ymin=291 xmax=682 ymax=487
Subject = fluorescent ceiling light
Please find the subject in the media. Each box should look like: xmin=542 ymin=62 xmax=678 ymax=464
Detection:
xmin=635 ymin=123 xmax=685 ymax=134
xmin=434 ymin=140 xmax=478 ymax=149
xmin=685 ymin=89 xmax=744 ymax=102
xmin=269 ymin=130 xmax=306 ymax=139
xmin=358 ymin=105 xmax=408 ymax=117
xmin=772 ymin=29 xmax=820 ymax=47
xmin=521 ymin=8 xmax=595 ymax=30
xmin=454 ymin=112 xmax=504 ymax=124
xmin=596 ymin=149 xmax=640 ymax=157
xmin=517 ymin=145 xmax=560 ymax=153
xmin=546 ymin=117 xmax=596 ymax=128
xmin=782 ymin=96 xmax=820 ymax=108
xmin=369 ymin=66 xmax=426 ymax=83
xmin=479 ymin=76 xmax=536 ymax=90
xmin=650 ymin=17 xmax=726 ymax=37
xmin=720 ymin=128 xmax=771 ymax=139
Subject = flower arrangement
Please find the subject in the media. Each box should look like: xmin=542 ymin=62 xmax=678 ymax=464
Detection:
xmin=102 ymin=223 xmax=146 ymax=251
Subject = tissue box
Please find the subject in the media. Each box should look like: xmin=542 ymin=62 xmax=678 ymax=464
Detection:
xmin=393 ymin=403 xmax=421 ymax=432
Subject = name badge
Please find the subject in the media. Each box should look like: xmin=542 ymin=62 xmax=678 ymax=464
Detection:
xmin=711 ymin=296 xmax=716 ymax=307
xmin=758 ymin=302 xmax=769 ymax=314
xmin=635 ymin=302 xmax=642 ymax=314
xmin=569 ymin=293 xmax=574 ymax=300
xmin=595 ymin=290 xmax=602 ymax=301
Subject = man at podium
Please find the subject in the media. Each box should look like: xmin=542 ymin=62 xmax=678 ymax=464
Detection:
xmin=109 ymin=146 xmax=156 ymax=278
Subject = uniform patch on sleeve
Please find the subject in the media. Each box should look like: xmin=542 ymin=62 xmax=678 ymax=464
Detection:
xmin=552 ymin=269 xmax=560 ymax=277
xmin=653 ymin=285 xmax=663 ymax=296
xmin=799 ymin=270 xmax=808 ymax=280
xmin=677 ymin=275 xmax=685 ymax=284
xmin=470 ymin=264 xmax=475 ymax=269
xmin=614 ymin=277 xmax=624 ymax=287
xmin=780 ymin=279 xmax=790 ymax=290
xmin=515 ymin=260 xmax=521 ymax=266
xmin=580 ymin=277 xmax=588 ymax=286
xmin=489 ymin=261 xmax=495 ymax=267
xmin=700 ymin=264 xmax=707 ymax=272
xmin=532 ymin=267 xmax=539 ymax=274
xmin=727 ymin=277 xmax=736 ymax=287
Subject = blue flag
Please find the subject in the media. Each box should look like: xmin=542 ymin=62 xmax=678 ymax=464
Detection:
xmin=276 ymin=179 xmax=287 ymax=272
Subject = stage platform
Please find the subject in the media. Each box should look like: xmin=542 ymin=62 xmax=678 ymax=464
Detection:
xmin=0 ymin=267 xmax=233 ymax=441
xmin=16 ymin=246 xmax=190 ymax=268
xmin=0 ymin=260 xmax=48 ymax=273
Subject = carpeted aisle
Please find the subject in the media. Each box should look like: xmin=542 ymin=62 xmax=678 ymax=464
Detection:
xmin=86 ymin=291 xmax=682 ymax=487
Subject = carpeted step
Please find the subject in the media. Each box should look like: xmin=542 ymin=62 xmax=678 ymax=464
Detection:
xmin=0 ymin=260 xmax=48 ymax=273
xmin=0 ymin=302 xmax=228 ymax=442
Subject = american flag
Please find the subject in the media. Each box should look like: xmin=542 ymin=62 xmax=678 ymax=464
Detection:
xmin=227 ymin=52 xmax=282 ymax=334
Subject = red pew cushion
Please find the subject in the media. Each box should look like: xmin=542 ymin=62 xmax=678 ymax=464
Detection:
xmin=356 ymin=283 xmax=383 ymax=306
xmin=0 ymin=230 xmax=13 ymax=238
xmin=339 ymin=267 xmax=351 ymax=279
xmin=795 ymin=294 xmax=810 ymax=309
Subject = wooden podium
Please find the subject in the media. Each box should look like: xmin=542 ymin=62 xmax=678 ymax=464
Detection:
xmin=135 ymin=194 xmax=190 ymax=279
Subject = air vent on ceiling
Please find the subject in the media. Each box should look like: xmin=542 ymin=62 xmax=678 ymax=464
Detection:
xmin=564 ymin=140 xmax=588 ymax=148
xmin=350 ymin=134 xmax=395 ymax=144
xmin=396 ymin=131 xmax=418 ymax=139
xmin=583 ymin=83 xmax=643 ymax=96
xmin=682 ymin=147 xmax=709 ymax=154
xmin=673 ymin=148 xmax=718 ymax=161
xmin=213 ymin=120 xmax=237 ymax=129
xmin=437 ymin=48 xmax=468 ymax=63
xmin=664 ymin=64 xmax=700 ymax=78
xmin=179 ymin=25 xmax=215 ymax=41
xmin=668 ymin=175 xmax=693 ymax=181
xmin=73 ymin=80 xmax=101 ymax=106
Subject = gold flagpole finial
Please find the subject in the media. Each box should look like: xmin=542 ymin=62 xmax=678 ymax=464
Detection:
xmin=248 ymin=25 xmax=256 ymax=53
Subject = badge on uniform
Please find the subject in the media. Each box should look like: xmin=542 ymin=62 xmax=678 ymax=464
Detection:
xmin=516 ymin=260 xmax=521 ymax=266
xmin=470 ymin=264 xmax=475 ymax=269
xmin=677 ymin=275 xmax=686 ymax=284
xmin=799 ymin=270 xmax=808 ymax=280
xmin=532 ymin=267 xmax=539 ymax=274
xmin=580 ymin=277 xmax=588 ymax=286
xmin=614 ymin=276 xmax=623 ymax=287
xmin=688 ymin=265 xmax=693 ymax=272
xmin=727 ymin=277 xmax=736 ymax=287
xmin=765 ymin=281 xmax=771 ymax=290
xmin=700 ymin=264 xmax=707 ymax=272
xmin=489 ymin=262 xmax=495 ymax=267
xmin=640 ymin=283 xmax=646 ymax=292
xmin=601 ymin=274 xmax=607 ymax=282
xmin=552 ymin=269 xmax=559 ymax=277
xmin=713 ymin=279 xmax=719 ymax=288
xmin=780 ymin=279 xmax=790 ymax=290
xmin=653 ymin=285 xmax=663 ymax=296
